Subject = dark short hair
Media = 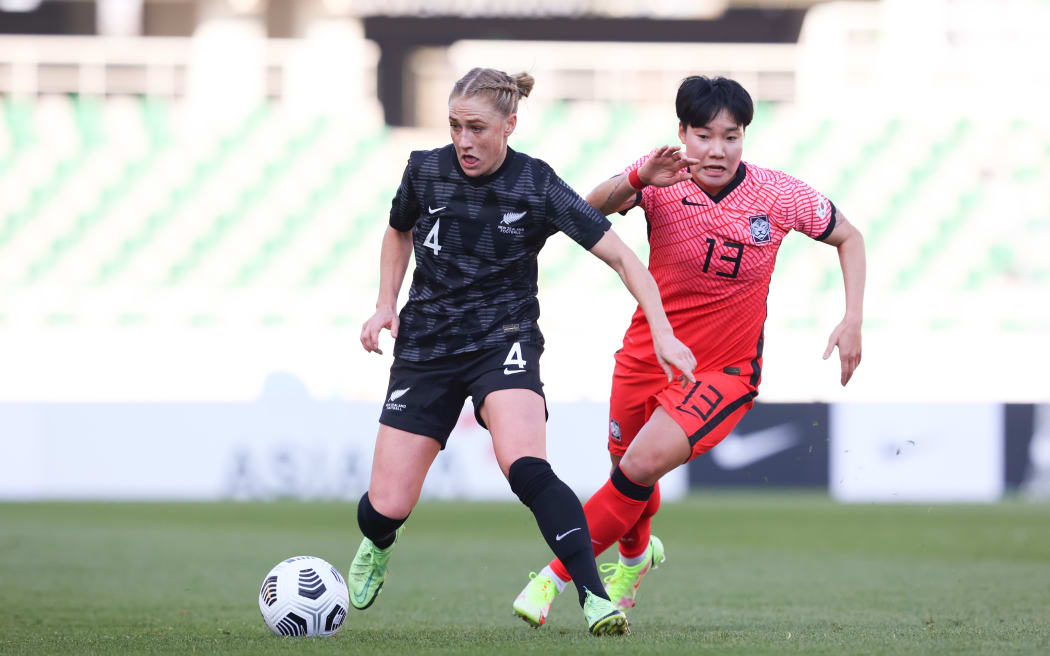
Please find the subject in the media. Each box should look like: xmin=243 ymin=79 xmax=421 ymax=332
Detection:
xmin=676 ymin=76 xmax=754 ymax=130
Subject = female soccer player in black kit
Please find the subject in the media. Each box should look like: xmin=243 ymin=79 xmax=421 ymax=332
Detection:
xmin=351 ymin=67 xmax=697 ymax=636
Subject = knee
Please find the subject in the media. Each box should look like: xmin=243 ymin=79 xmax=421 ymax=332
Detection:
xmin=507 ymin=456 xmax=557 ymax=507
xmin=619 ymin=451 xmax=665 ymax=487
xmin=366 ymin=488 xmax=416 ymax=520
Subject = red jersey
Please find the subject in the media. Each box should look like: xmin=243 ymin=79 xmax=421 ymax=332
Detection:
xmin=618 ymin=152 xmax=836 ymax=389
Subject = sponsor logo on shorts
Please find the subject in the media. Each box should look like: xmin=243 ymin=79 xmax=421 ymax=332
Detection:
xmin=749 ymin=215 xmax=771 ymax=244
xmin=610 ymin=418 xmax=622 ymax=442
xmin=385 ymin=387 xmax=410 ymax=411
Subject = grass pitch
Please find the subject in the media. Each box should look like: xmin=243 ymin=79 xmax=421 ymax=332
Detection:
xmin=1 ymin=494 xmax=1048 ymax=655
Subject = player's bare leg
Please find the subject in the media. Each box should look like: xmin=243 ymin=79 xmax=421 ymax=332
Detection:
xmin=482 ymin=388 xmax=548 ymax=475
xmin=618 ymin=407 xmax=690 ymax=486
xmin=350 ymin=425 xmax=440 ymax=609
xmin=486 ymin=389 xmax=627 ymax=634
xmin=367 ymin=425 xmax=441 ymax=518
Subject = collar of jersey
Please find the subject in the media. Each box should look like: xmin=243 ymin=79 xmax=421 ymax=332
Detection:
xmin=690 ymin=162 xmax=746 ymax=204
xmin=449 ymin=145 xmax=517 ymax=186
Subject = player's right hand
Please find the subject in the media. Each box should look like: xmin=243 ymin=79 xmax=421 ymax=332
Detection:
xmin=360 ymin=307 xmax=399 ymax=355
xmin=637 ymin=145 xmax=699 ymax=188
xmin=652 ymin=331 xmax=697 ymax=385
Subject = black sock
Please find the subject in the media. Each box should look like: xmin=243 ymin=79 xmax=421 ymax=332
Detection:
xmin=508 ymin=456 xmax=609 ymax=606
xmin=357 ymin=492 xmax=407 ymax=549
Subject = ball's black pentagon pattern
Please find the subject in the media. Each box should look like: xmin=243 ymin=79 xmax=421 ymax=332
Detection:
xmin=297 ymin=568 xmax=326 ymax=600
xmin=260 ymin=575 xmax=278 ymax=607
xmin=325 ymin=604 xmax=347 ymax=633
xmin=275 ymin=612 xmax=308 ymax=637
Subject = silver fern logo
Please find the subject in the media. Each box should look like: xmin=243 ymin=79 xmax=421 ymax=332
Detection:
xmin=499 ymin=211 xmax=527 ymax=235
xmin=386 ymin=387 xmax=410 ymax=411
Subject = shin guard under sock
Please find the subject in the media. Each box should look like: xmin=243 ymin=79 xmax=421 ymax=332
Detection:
xmin=548 ymin=464 xmax=654 ymax=582
xmin=508 ymin=456 xmax=609 ymax=605
xmin=357 ymin=492 xmax=408 ymax=549
xmin=620 ymin=480 xmax=660 ymax=558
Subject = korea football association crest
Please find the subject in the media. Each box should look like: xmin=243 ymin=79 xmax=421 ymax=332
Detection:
xmin=817 ymin=197 xmax=829 ymax=220
xmin=749 ymin=215 xmax=771 ymax=244
xmin=610 ymin=418 xmax=622 ymax=442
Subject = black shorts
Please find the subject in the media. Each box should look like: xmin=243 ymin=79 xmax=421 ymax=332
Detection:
xmin=378 ymin=341 xmax=546 ymax=448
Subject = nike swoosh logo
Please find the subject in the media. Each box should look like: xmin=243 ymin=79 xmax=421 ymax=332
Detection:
xmin=710 ymin=423 xmax=800 ymax=470
xmin=504 ymin=368 xmax=526 ymax=375
xmin=682 ymin=198 xmax=705 ymax=207
xmin=351 ymin=572 xmax=375 ymax=604
xmin=555 ymin=527 xmax=582 ymax=541
xmin=428 ymin=205 xmax=446 ymax=214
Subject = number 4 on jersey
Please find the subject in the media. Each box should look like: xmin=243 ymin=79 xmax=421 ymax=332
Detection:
xmin=424 ymin=218 xmax=442 ymax=254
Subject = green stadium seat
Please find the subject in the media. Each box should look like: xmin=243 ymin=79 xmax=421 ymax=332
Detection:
xmin=235 ymin=129 xmax=389 ymax=287
xmin=95 ymin=102 xmax=270 ymax=284
xmin=164 ymin=114 xmax=329 ymax=286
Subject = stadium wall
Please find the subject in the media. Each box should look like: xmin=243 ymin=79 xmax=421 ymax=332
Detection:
xmin=1 ymin=391 xmax=1045 ymax=503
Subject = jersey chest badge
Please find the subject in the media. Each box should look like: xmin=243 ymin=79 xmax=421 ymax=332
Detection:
xmin=749 ymin=215 xmax=771 ymax=244
xmin=498 ymin=210 xmax=527 ymax=235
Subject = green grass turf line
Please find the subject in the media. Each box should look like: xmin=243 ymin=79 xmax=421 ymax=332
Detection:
xmin=1 ymin=495 xmax=1048 ymax=655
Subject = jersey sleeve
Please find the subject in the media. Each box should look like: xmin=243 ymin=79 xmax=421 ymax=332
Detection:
xmin=776 ymin=173 xmax=837 ymax=240
xmin=616 ymin=149 xmax=659 ymax=216
xmin=543 ymin=169 xmax=612 ymax=249
xmin=388 ymin=158 xmax=420 ymax=232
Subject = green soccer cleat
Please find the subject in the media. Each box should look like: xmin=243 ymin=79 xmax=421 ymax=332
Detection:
xmin=347 ymin=526 xmax=403 ymax=610
xmin=599 ymin=535 xmax=665 ymax=611
xmin=512 ymin=571 xmax=560 ymax=627
xmin=583 ymin=588 xmax=630 ymax=636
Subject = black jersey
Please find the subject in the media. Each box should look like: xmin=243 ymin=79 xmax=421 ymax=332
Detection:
xmin=388 ymin=145 xmax=612 ymax=362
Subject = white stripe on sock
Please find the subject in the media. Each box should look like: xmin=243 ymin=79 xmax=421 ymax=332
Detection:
xmin=540 ymin=565 xmax=569 ymax=593
xmin=619 ymin=549 xmax=649 ymax=567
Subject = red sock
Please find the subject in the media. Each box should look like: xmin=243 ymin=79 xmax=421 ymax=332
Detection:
xmin=548 ymin=467 xmax=653 ymax=582
xmin=619 ymin=481 xmax=660 ymax=558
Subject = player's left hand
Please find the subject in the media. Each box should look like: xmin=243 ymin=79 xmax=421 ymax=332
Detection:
xmin=823 ymin=319 xmax=862 ymax=386
xmin=652 ymin=330 xmax=697 ymax=385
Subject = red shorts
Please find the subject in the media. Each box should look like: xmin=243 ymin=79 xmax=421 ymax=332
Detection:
xmin=608 ymin=353 xmax=756 ymax=462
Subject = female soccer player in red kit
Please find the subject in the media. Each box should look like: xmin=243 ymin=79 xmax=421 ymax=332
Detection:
xmin=513 ymin=76 xmax=866 ymax=627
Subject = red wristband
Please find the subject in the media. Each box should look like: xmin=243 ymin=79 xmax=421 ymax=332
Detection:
xmin=627 ymin=168 xmax=646 ymax=191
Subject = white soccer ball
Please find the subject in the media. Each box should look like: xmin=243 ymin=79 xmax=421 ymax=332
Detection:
xmin=258 ymin=556 xmax=349 ymax=637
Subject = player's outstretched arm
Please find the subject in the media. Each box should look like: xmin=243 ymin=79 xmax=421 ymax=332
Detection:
xmin=360 ymin=226 xmax=413 ymax=355
xmin=820 ymin=213 xmax=866 ymax=385
xmin=589 ymin=229 xmax=697 ymax=383
xmin=585 ymin=146 xmax=699 ymax=215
